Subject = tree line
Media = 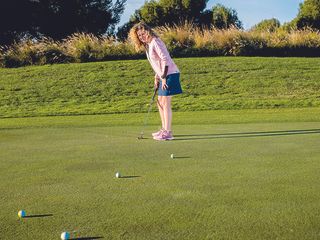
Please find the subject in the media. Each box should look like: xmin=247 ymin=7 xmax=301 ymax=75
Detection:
xmin=1 ymin=0 xmax=320 ymax=45
xmin=0 ymin=0 xmax=126 ymax=45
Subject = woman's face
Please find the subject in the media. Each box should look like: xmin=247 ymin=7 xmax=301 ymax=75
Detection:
xmin=137 ymin=29 xmax=149 ymax=43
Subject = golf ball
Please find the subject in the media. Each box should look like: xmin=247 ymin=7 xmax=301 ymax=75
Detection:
xmin=170 ymin=154 xmax=174 ymax=159
xmin=61 ymin=232 xmax=70 ymax=240
xmin=18 ymin=210 xmax=26 ymax=218
xmin=116 ymin=172 xmax=121 ymax=178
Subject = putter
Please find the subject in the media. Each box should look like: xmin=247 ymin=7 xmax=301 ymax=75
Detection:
xmin=137 ymin=86 xmax=159 ymax=140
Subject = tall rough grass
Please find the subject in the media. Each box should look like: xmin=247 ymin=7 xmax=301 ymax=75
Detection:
xmin=156 ymin=23 xmax=195 ymax=55
xmin=1 ymin=23 xmax=320 ymax=67
xmin=63 ymin=33 xmax=138 ymax=62
xmin=1 ymin=38 xmax=71 ymax=67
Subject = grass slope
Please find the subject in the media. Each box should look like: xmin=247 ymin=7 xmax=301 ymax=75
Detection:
xmin=1 ymin=57 xmax=320 ymax=118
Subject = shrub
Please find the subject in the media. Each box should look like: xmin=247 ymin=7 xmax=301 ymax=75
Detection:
xmin=1 ymin=25 xmax=320 ymax=68
xmin=1 ymin=38 xmax=73 ymax=67
xmin=229 ymin=31 xmax=267 ymax=56
xmin=156 ymin=23 xmax=195 ymax=55
xmin=64 ymin=33 xmax=102 ymax=62
xmin=100 ymin=38 xmax=139 ymax=60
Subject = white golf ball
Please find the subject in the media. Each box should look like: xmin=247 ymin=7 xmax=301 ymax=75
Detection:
xmin=18 ymin=210 xmax=26 ymax=218
xmin=61 ymin=231 xmax=70 ymax=240
xmin=170 ymin=154 xmax=174 ymax=159
xmin=116 ymin=172 xmax=121 ymax=178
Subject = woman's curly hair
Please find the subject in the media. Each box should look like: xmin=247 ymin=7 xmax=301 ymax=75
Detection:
xmin=129 ymin=22 xmax=158 ymax=52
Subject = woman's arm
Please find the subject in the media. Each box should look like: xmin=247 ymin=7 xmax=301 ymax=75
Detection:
xmin=153 ymin=38 xmax=170 ymax=76
xmin=161 ymin=66 xmax=168 ymax=79
xmin=154 ymin=74 xmax=160 ymax=90
xmin=152 ymin=38 xmax=171 ymax=90
xmin=161 ymin=66 xmax=169 ymax=90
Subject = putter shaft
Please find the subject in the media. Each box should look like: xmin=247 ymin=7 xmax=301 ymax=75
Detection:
xmin=137 ymin=87 xmax=158 ymax=139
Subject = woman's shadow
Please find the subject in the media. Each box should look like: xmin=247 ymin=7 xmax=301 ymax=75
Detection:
xmin=174 ymin=128 xmax=320 ymax=141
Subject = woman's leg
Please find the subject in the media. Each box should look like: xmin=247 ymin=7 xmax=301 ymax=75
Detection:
xmin=163 ymin=96 xmax=172 ymax=131
xmin=157 ymin=96 xmax=165 ymax=129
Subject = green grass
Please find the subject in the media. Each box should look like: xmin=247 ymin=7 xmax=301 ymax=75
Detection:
xmin=1 ymin=57 xmax=320 ymax=118
xmin=1 ymin=110 xmax=320 ymax=239
xmin=1 ymin=56 xmax=320 ymax=238
xmin=1 ymin=108 xmax=320 ymax=129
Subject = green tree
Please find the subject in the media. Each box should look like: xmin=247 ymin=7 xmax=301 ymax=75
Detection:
xmin=0 ymin=0 xmax=126 ymax=45
xmin=251 ymin=18 xmax=281 ymax=32
xmin=295 ymin=0 xmax=320 ymax=29
xmin=138 ymin=0 xmax=164 ymax=26
xmin=211 ymin=4 xmax=242 ymax=29
xmin=159 ymin=0 xmax=208 ymax=24
xmin=0 ymin=0 xmax=37 ymax=45
xmin=117 ymin=0 xmax=209 ymax=39
xmin=36 ymin=0 xmax=126 ymax=39
xmin=279 ymin=20 xmax=297 ymax=32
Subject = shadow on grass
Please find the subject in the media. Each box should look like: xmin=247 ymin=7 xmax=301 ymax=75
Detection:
xmin=24 ymin=214 xmax=53 ymax=218
xmin=174 ymin=128 xmax=320 ymax=141
xmin=70 ymin=237 xmax=103 ymax=240
xmin=136 ymin=137 xmax=152 ymax=140
xmin=120 ymin=176 xmax=141 ymax=179
xmin=172 ymin=156 xmax=191 ymax=159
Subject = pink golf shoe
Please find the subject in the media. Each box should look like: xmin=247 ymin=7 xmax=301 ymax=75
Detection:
xmin=153 ymin=130 xmax=174 ymax=141
xmin=152 ymin=128 xmax=164 ymax=137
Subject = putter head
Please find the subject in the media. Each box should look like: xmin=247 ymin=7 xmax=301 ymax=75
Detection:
xmin=137 ymin=132 xmax=144 ymax=140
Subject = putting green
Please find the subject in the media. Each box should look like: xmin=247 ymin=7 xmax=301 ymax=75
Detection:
xmin=1 ymin=113 xmax=320 ymax=239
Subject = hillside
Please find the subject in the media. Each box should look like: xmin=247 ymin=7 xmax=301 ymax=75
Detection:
xmin=0 ymin=57 xmax=320 ymax=118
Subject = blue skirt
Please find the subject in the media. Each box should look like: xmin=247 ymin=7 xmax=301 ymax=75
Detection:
xmin=158 ymin=73 xmax=183 ymax=96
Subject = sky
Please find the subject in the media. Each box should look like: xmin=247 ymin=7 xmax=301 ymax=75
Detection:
xmin=117 ymin=0 xmax=304 ymax=29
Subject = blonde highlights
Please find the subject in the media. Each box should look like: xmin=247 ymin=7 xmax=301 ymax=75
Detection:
xmin=129 ymin=22 xmax=158 ymax=52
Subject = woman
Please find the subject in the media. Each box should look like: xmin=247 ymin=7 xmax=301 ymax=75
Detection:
xmin=129 ymin=22 xmax=182 ymax=141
